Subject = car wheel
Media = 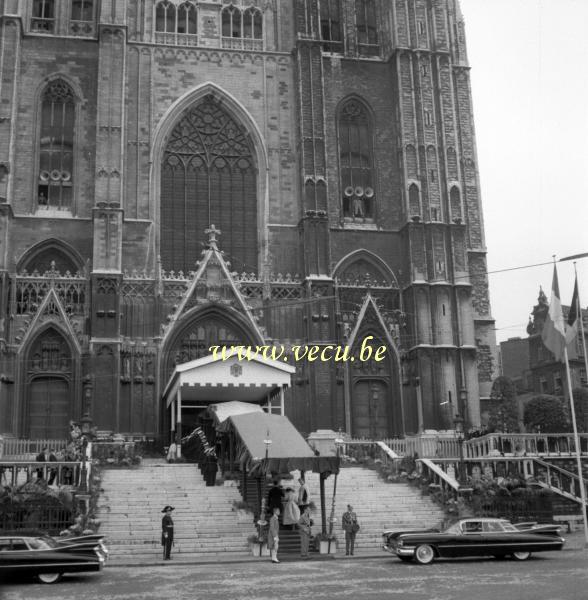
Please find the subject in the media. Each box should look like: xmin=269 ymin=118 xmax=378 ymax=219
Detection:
xmin=512 ymin=551 xmax=531 ymax=561
xmin=37 ymin=572 xmax=63 ymax=584
xmin=414 ymin=544 xmax=435 ymax=565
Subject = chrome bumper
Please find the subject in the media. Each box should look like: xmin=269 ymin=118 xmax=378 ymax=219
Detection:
xmin=382 ymin=543 xmax=415 ymax=558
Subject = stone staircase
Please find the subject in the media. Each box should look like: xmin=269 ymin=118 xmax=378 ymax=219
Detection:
xmin=96 ymin=461 xmax=446 ymax=560
xmin=300 ymin=467 xmax=446 ymax=551
xmin=96 ymin=460 xmax=257 ymax=560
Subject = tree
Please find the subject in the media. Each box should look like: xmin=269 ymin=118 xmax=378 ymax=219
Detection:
xmin=572 ymin=387 xmax=588 ymax=433
xmin=523 ymin=395 xmax=568 ymax=433
xmin=488 ymin=376 xmax=519 ymax=432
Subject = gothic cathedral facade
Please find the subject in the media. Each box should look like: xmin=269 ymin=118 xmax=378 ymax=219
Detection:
xmin=0 ymin=0 xmax=496 ymax=440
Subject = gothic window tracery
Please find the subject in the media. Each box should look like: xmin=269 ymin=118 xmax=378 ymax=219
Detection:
xmin=355 ymin=0 xmax=379 ymax=56
xmin=38 ymin=80 xmax=75 ymax=210
xmin=71 ymin=0 xmax=94 ymax=22
xmin=161 ymin=95 xmax=258 ymax=274
xmin=221 ymin=5 xmax=263 ymax=49
xmin=319 ymin=0 xmax=342 ymax=52
xmin=338 ymin=99 xmax=375 ymax=221
xmin=155 ymin=1 xmax=197 ymax=44
xmin=31 ymin=0 xmax=54 ymax=33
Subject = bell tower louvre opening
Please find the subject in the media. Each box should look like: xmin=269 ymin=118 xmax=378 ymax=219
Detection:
xmin=160 ymin=94 xmax=258 ymax=275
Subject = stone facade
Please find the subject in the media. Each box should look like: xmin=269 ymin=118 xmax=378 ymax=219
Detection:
xmin=0 ymin=0 xmax=496 ymax=440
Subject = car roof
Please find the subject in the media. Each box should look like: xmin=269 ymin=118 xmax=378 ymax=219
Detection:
xmin=458 ymin=518 xmax=509 ymax=523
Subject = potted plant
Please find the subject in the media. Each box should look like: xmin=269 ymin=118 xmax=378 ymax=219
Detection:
xmin=315 ymin=531 xmax=338 ymax=554
xmin=247 ymin=532 xmax=269 ymax=557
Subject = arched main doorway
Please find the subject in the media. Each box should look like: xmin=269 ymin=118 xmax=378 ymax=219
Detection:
xmin=25 ymin=328 xmax=73 ymax=439
xmin=163 ymin=308 xmax=259 ymax=437
xmin=160 ymin=94 xmax=258 ymax=274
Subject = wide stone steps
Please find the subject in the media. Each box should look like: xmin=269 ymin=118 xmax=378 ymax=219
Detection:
xmin=297 ymin=467 xmax=445 ymax=551
xmin=96 ymin=462 xmax=445 ymax=559
xmin=97 ymin=463 xmax=257 ymax=558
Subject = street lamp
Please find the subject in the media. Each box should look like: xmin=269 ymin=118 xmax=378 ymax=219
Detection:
xmin=263 ymin=429 xmax=272 ymax=461
xmin=453 ymin=414 xmax=466 ymax=486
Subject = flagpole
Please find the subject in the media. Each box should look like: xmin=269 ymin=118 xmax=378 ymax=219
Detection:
xmin=563 ymin=344 xmax=588 ymax=547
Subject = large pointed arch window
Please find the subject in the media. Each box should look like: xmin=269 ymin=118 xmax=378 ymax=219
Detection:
xmin=338 ymin=99 xmax=375 ymax=222
xmin=38 ymin=80 xmax=75 ymax=210
xmin=161 ymin=95 xmax=258 ymax=274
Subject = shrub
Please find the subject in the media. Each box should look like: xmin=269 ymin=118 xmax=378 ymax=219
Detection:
xmin=524 ymin=395 xmax=568 ymax=433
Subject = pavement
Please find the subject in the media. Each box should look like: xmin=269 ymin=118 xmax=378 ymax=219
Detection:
xmin=108 ymin=530 xmax=588 ymax=568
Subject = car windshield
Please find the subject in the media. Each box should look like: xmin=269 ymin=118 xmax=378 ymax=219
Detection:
xmin=28 ymin=537 xmax=56 ymax=550
xmin=500 ymin=521 xmax=517 ymax=532
xmin=443 ymin=522 xmax=462 ymax=534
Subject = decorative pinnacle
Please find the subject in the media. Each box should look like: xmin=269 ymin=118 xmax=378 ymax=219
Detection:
xmin=205 ymin=224 xmax=221 ymax=250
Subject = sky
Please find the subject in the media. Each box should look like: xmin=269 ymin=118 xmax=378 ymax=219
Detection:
xmin=459 ymin=0 xmax=588 ymax=343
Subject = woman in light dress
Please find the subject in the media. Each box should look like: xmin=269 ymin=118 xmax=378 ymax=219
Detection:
xmin=282 ymin=487 xmax=300 ymax=529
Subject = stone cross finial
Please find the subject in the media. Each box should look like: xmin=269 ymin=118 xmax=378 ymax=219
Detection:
xmin=205 ymin=224 xmax=221 ymax=249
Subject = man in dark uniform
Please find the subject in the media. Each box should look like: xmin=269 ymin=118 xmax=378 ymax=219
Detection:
xmin=161 ymin=505 xmax=175 ymax=560
xmin=35 ymin=447 xmax=48 ymax=480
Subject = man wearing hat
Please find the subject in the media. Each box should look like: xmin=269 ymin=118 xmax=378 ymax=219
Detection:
xmin=161 ymin=506 xmax=175 ymax=560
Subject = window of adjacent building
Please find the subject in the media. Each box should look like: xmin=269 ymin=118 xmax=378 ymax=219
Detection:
xmin=31 ymin=0 xmax=55 ymax=33
xmin=38 ymin=80 xmax=75 ymax=210
xmin=424 ymin=110 xmax=432 ymax=126
xmin=156 ymin=1 xmax=197 ymax=36
xmin=540 ymin=377 xmax=547 ymax=393
xmin=160 ymin=95 xmax=258 ymax=274
xmin=355 ymin=0 xmax=378 ymax=56
xmin=71 ymin=0 xmax=94 ymax=22
xmin=338 ymin=99 xmax=375 ymax=221
xmin=554 ymin=374 xmax=563 ymax=393
xmin=319 ymin=0 xmax=342 ymax=52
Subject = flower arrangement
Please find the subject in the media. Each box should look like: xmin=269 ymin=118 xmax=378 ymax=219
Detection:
xmin=314 ymin=531 xmax=337 ymax=542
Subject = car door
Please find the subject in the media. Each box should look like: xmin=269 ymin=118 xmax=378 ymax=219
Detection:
xmin=451 ymin=521 xmax=487 ymax=557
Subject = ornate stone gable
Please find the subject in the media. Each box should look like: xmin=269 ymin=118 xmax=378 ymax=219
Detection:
xmin=160 ymin=225 xmax=265 ymax=344
xmin=16 ymin=287 xmax=84 ymax=353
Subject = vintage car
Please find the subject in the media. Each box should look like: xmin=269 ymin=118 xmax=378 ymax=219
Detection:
xmin=0 ymin=533 xmax=108 ymax=583
xmin=382 ymin=518 xmax=565 ymax=565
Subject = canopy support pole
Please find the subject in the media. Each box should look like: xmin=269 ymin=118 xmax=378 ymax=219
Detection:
xmin=280 ymin=386 xmax=285 ymax=416
xmin=176 ymin=389 xmax=182 ymax=457
xmin=170 ymin=398 xmax=176 ymax=444
xmin=320 ymin=472 xmax=327 ymax=534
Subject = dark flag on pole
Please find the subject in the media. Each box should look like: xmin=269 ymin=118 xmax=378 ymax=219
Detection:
xmin=565 ymin=276 xmax=580 ymax=346
xmin=541 ymin=265 xmax=566 ymax=362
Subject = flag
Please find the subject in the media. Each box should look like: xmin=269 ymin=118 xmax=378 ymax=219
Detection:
xmin=542 ymin=265 xmax=566 ymax=362
xmin=566 ymin=276 xmax=580 ymax=345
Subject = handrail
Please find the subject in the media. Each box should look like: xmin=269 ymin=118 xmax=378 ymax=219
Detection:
xmin=419 ymin=458 xmax=460 ymax=492
xmin=0 ymin=461 xmax=84 ymax=487
xmin=375 ymin=441 xmax=400 ymax=459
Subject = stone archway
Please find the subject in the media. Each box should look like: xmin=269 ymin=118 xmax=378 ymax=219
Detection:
xmin=25 ymin=327 xmax=73 ymax=439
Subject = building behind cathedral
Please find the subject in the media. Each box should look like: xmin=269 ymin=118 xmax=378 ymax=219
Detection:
xmin=0 ymin=0 xmax=497 ymax=441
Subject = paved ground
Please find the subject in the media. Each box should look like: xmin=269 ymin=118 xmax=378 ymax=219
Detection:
xmin=2 ymin=534 xmax=587 ymax=600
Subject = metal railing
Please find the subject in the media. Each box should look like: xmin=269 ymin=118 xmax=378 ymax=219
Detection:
xmin=0 ymin=503 xmax=73 ymax=535
xmin=0 ymin=461 xmax=87 ymax=488
xmin=465 ymin=433 xmax=588 ymax=458
xmin=377 ymin=435 xmax=461 ymax=458
xmin=532 ymin=457 xmax=588 ymax=505
xmin=1 ymin=439 xmax=69 ymax=459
